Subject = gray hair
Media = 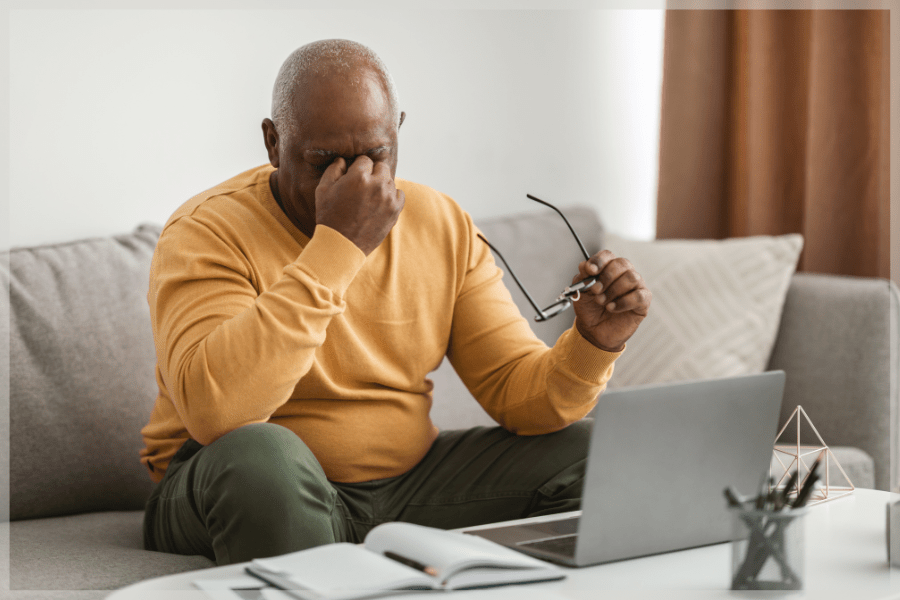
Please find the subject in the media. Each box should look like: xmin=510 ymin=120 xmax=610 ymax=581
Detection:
xmin=271 ymin=39 xmax=401 ymax=137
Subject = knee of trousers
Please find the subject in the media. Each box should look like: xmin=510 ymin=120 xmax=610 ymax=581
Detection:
xmin=534 ymin=419 xmax=593 ymax=494
xmin=193 ymin=423 xmax=335 ymax=517
xmin=547 ymin=418 xmax=593 ymax=460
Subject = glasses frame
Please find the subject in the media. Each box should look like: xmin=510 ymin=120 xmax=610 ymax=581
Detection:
xmin=478 ymin=194 xmax=601 ymax=322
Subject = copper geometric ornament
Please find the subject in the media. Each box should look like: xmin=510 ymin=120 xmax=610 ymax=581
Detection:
xmin=770 ymin=406 xmax=855 ymax=506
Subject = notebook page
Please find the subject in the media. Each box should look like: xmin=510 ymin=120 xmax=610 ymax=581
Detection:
xmin=364 ymin=523 xmax=553 ymax=583
xmin=252 ymin=543 xmax=436 ymax=598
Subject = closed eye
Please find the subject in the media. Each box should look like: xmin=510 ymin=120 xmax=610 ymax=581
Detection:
xmin=367 ymin=148 xmax=391 ymax=161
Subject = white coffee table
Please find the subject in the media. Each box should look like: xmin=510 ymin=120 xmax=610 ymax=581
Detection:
xmin=108 ymin=488 xmax=900 ymax=599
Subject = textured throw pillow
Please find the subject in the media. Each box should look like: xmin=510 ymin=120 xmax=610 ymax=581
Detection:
xmin=602 ymin=233 xmax=803 ymax=389
xmin=4 ymin=224 xmax=162 ymax=520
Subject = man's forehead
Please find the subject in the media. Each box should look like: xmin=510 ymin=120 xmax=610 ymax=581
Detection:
xmin=293 ymin=65 xmax=385 ymax=106
xmin=290 ymin=71 xmax=395 ymax=146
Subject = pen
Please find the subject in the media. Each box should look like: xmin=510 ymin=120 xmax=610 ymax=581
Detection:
xmin=792 ymin=454 xmax=823 ymax=508
xmin=792 ymin=472 xmax=820 ymax=508
xmin=763 ymin=477 xmax=777 ymax=511
xmin=754 ymin=477 xmax=775 ymax=510
xmin=776 ymin=469 xmax=800 ymax=511
xmin=245 ymin=565 xmax=315 ymax=600
xmin=723 ymin=487 xmax=743 ymax=508
xmin=384 ymin=551 xmax=440 ymax=577
xmin=755 ymin=478 xmax=767 ymax=510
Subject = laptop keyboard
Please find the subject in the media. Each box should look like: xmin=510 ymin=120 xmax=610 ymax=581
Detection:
xmin=517 ymin=533 xmax=577 ymax=557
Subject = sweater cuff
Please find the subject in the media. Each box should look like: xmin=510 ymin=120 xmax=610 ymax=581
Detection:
xmin=287 ymin=225 xmax=367 ymax=296
xmin=564 ymin=327 xmax=624 ymax=384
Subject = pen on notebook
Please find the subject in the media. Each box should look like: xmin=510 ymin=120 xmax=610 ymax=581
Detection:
xmin=245 ymin=564 xmax=312 ymax=598
xmin=384 ymin=551 xmax=439 ymax=577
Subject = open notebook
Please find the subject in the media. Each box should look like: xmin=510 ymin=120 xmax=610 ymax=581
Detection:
xmin=195 ymin=522 xmax=564 ymax=600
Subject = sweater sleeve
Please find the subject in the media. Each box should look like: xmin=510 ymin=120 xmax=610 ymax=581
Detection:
xmin=149 ymin=217 xmax=366 ymax=445
xmin=446 ymin=218 xmax=621 ymax=435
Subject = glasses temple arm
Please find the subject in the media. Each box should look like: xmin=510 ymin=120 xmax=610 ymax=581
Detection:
xmin=477 ymin=234 xmax=549 ymax=319
xmin=525 ymin=194 xmax=591 ymax=261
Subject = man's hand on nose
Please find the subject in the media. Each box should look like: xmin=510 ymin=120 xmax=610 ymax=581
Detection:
xmin=314 ymin=156 xmax=405 ymax=256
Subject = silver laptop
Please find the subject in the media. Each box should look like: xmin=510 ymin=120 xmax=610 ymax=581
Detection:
xmin=466 ymin=371 xmax=785 ymax=567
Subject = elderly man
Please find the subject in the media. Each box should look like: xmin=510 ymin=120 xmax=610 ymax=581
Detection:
xmin=140 ymin=39 xmax=650 ymax=565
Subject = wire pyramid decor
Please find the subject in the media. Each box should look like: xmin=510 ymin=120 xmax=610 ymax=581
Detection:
xmin=770 ymin=406 xmax=855 ymax=506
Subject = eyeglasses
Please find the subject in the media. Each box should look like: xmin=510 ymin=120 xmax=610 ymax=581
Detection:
xmin=478 ymin=194 xmax=600 ymax=322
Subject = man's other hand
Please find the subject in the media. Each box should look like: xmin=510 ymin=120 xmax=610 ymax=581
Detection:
xmin=572 ymin=250 xmax=651 ymax=352
xmin=314 ymin=156 xmax=405 ymax=256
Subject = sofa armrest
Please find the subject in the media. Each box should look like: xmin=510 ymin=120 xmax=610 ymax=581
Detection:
xmin=766 ymin=272 xmax=899 ymax=491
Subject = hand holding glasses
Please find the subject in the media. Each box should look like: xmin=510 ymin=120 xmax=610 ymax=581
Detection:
xmin=477 ymin=194 xmax=600 ymax=321
xmin=478 ymin=194 xmax=651 ymax=352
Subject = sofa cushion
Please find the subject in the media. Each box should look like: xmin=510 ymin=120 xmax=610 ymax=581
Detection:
xmin=2 ymin=225 xmax=163 ymax=520
xmin=429 ymin=206 xmax=603 ymax=429
xmin=601 ymin=233 xmax=803 ymax=389
xmin=473 ymin=205 xmax=604 ymax=348
xmin=767 ymin=273 xmax=899 ymax=491
xmin=7 ymin=511 xmax=213 ymax=590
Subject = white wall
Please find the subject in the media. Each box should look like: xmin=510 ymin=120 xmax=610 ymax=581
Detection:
xmin=8 ymin=9 xmax=664 ymax=250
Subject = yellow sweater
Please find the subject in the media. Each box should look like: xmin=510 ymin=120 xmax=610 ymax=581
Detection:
xmin=140 ymin=165 xmax=620 ymax=483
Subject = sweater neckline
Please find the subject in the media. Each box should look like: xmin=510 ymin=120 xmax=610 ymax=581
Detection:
xmin=256 ymin=165 xmax=311 ymax=247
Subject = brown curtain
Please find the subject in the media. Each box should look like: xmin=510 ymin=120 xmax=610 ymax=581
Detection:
xmin=656 ymin=10 xmax=890 ymax=278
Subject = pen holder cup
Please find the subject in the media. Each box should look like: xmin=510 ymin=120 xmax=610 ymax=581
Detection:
xmin=730 ymin=507 xmax=808 ymax=591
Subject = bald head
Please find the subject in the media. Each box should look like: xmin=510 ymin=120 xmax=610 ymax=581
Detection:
xmin=271 ymin=39 xmax=401 ymax=138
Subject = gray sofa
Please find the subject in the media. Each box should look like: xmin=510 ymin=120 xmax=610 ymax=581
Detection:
xmin=2 ymin=207 xmax=897 ymax=598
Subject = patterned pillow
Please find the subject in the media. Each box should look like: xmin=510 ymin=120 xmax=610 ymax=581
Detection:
xmin=602 ymin=233 xmax=803 ymax=388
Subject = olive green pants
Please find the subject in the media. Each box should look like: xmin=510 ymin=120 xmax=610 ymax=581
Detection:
xmin=143 ymin=421 xmax=591 ymax=565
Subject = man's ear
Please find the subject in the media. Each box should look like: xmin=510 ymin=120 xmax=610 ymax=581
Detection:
xmin=262 ymin=118 xmax=280 ymax=168
xmin=398 ymin=111 xmax=406 ymax=130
